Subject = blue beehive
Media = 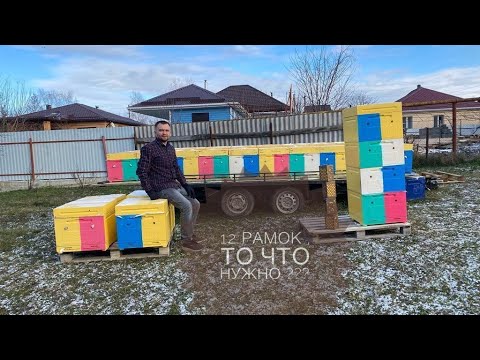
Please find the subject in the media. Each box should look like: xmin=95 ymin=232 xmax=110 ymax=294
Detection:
xmin=404 ymin=150 xmax=413 ymax=174
xmin=406 ymin=176 xmax=426 ymax=201
xmin=382 ymin=165 xmax=406 ymax=192
xmin=116 ymin=215 xmax=143 ymax=249
xmin=357 ymin=113 xmax=382 ymax=142
xmin=320 ymin=152 xmax=336 ymax=172
xmin=177 ymin=157 xmax=184 ymax=173
xmin=244 ymin=155 xmax=259 ymax=176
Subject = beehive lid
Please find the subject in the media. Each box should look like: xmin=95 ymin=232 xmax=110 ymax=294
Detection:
xmin=115 ymin=197 xmax=169 ymax=215
xmin=54 ymin=194 xmax=126 ymax=217
xmin=127 ymin=190 xmax=149 ymax=198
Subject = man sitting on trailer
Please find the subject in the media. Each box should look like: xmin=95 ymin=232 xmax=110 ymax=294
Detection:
xmin=136 ymin=120 xmax=204 ymax=252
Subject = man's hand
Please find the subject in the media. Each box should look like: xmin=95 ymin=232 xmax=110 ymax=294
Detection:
xmin=146 ymin=190 xmax=161 ymax=200
xmin=183 ymin=184 xmax=196 ymax=198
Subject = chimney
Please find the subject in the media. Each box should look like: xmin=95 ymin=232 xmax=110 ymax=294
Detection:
xmin=46 ymin=104 xmax=51 ymax=110
xmin=95 ymin=106 xmax=99 ymax=109
xmin=204 ymin=80 xmax=207 ymax=89
xmin=270 ymin=92 xmax=273 ymax=97
xmin=417 ymin=84 xmax=421 ymax=89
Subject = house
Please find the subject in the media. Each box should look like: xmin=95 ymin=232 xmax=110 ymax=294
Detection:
xmin=4 ymin=103 xmax=142 ymax=132
xmin=128 ymin=84 xmax=249 ymax=123
xmin=397 ymin=85 xmax=480 ymax=136
xmin=217 ymin=85 xmax=289 ymax=115
xmin=303 ymin=104 xmax=332 ymax=113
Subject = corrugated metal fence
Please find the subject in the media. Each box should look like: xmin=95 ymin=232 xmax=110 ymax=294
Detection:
xmin=134 ymin=111 xmax=343 ymax=148
xmin=0 ymin=112 xmax=343 ymax=182
xmin=0 ymin=127 xmax=134 ymax=181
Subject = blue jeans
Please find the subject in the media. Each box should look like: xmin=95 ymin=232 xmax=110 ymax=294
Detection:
xmin=148 ymin=187 xmax=200 ymax=242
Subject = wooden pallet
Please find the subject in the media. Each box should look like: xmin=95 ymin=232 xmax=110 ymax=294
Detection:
xmin=59 ymin=241 xmax=170 ymax=263
xmin=299 ymin=215 xmax=411 ymax=244
xmin=420 ymin=171 xmax=465 ymax=184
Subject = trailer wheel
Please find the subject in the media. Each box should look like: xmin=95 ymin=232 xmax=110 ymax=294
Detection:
xmin=221 ymin=188 xmax=255 ymax=217
xmin=271 ymin=187 xmax=304 ymax=214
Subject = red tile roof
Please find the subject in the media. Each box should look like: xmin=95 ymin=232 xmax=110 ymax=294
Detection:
xmin=398 ymin=85 xmax=480 ymax=111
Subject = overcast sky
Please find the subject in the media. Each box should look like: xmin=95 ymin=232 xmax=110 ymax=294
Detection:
xmin=1 ymin=45 xmax=480 ymax=116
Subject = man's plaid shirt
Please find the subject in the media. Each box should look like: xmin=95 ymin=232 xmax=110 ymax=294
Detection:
xmin=136 ymin=139 xmax=186 ymax=192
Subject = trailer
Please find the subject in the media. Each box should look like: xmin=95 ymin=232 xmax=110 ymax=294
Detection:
xmin=100 ymin=171 xmax=347 ymax=217
xmin=185 ymin=171 xmax=347 ymax=217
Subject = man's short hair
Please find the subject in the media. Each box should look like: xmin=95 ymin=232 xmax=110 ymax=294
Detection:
xmin=155 ymin=120 xmax=171 ymax=128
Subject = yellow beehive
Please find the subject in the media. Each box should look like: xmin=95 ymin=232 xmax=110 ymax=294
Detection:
xmin=106 ymin=151 xmax=140 ymax=160
xmin=126 ymin=190 xmax=176 ymax=232
xmin=343 ymin=113 xmax=362 ymax=144
xmin=259 ymin=154 xmax=275 ymax=174
xmin=256 ymin=144 xmax=283 ymax=147
xmin=53 ymin=194 xmax=126 ymax=253
xmin=290 ymin=143 xmax=327 ymax=154
xmin=183 ymin=157 xmax=199 ymax=179
xmin=197 ymin=147 xmax=229 ymax=156
xmin=322 ymin=142 xmax=345 ymax=153
xmin=127 ymin=190 xmax=149 ymax=198
xmin=229 ymin=146 xmax=259 ymax=156
xmin=343 ymin=102 xmax=402 ymax=140
xmin=169 ymin=203 xmax=175 ymax=232
xmin=258 ymin=146 xmax=289 ymax=155
xmin=175 ymin=148 xmax=199 ymax=158
xmin=115 ymin=198 xmax=172 ymax=247
xmin=257 ymin=146 xmax=287 ymax=174
xmin=334 ymin=152 xmax=346 ymax=172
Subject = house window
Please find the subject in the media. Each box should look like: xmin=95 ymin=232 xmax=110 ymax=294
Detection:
xmin=192 ymin=113 xmax=209 ymax=122
xmin=403 ymin=116 xmax=413 ymax=130
xmin=434 ymin=115 xmax=444 ymax=127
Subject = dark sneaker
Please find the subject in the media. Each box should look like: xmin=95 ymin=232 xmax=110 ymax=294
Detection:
xmin=192 ymin=234 xmax=205 ymax=243
xmin=182 ymin=240 xmax=204 ymax=252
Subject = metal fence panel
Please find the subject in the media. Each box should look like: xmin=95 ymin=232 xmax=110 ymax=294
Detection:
xmin=0 ymin=127 xmax=134 ymax=181
xmin=1 ymin=113 xmax=344 ymax=182
xmin=134 ymin=111 xmax=344 ymax=148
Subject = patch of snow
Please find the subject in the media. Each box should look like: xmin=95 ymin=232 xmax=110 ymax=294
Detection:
xmin=333 ymin=169 xmax=480 ymax=314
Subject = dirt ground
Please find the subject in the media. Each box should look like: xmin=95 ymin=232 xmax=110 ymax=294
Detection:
xmin=177 ymin=199 xmax=352 ymax=314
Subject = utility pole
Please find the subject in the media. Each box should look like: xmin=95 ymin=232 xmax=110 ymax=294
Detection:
xmin=452 ymin=102 xmax=457 ymax=155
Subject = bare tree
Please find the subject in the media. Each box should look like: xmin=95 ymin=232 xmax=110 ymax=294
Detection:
xmin=167 ymin=77 xmax=194 ymax=91
xmin=347 ymin=90 xmax=377 ymax=107
xmin=287 ymin=46 xmax=357 ymax=110
xmin=128 ymin=91 xmax=158 ymax=125
xmin=293 ymin=93 xmax=304 ymax=113
xmin=0 ymin=76 xmax=35 ymax=131
xmin=32 ymin=89 xmax=77 ymax=110
xmin=129 ymin=91 xmax=145 ymax=107
xmin=1 ymin=75 xmax=78 ymax=131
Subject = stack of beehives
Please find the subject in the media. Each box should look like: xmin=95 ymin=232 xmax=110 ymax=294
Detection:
xmin=343 ymin=103 xmax=407 ymax=225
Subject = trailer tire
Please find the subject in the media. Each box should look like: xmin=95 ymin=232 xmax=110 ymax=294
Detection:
xmin=271 ymin=187 xmax=304 ymax=214
xmin=221 ymin=188 xmax=255 ymax=217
